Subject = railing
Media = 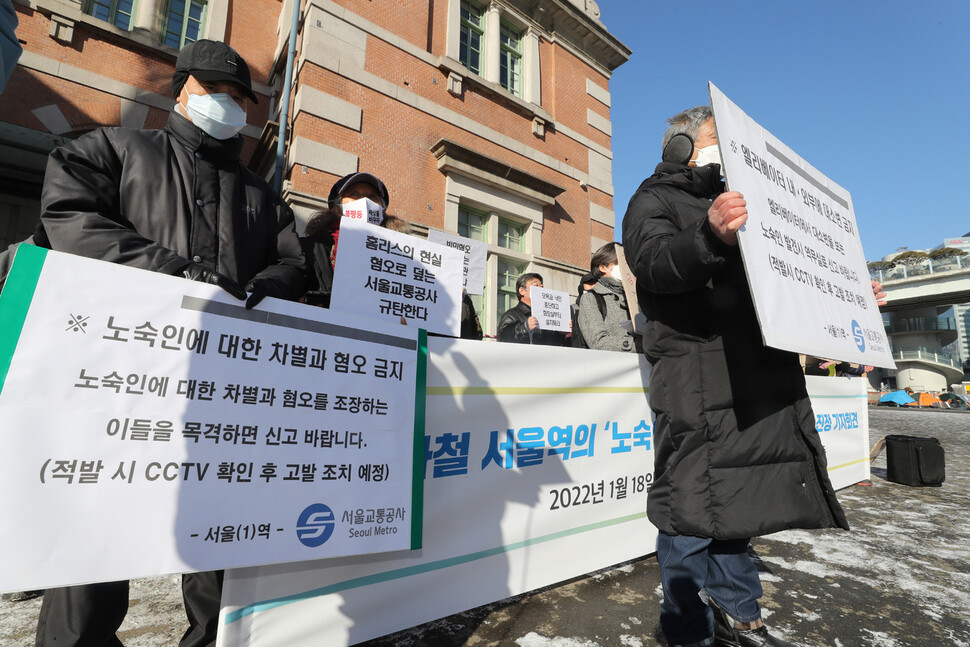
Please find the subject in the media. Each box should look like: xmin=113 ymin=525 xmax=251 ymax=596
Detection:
xmin=893 ymin=349 xmax=964 ymax=371
xmin=885 ymin=317 xmax=957 ymax=334
xmin=870 ymin=255 xmax=969 ymax=283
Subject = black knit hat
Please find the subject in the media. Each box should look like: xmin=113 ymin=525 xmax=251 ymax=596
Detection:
xmin=172 ymin=39 xmax=258 ymax=103
xmin=327 ymin=173 xmax=390 ymax=209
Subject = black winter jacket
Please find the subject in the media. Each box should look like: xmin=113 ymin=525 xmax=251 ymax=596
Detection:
xmin=40 ymin=112 xmax=306 ymax=296
xmin=622 ymin=162 xmax=848 ymax=540
xmin=497 ymin=301 xmax=569 ymax=345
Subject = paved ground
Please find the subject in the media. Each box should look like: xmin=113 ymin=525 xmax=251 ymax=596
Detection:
xmin=3 ymin=407 xmax=968 ymax=647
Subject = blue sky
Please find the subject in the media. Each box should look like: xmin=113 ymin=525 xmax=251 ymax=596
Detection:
xmin=602 ymin=1 xmax=970 ymax=261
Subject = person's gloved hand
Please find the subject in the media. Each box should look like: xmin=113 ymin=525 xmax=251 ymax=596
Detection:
xmin=244 ymin=278 xmax=286 ymax=309
xmin=182 ymin=263 xmax=247 ymax=300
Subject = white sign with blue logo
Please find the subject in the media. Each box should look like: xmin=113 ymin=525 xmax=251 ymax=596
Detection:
xmin=709 ymin=83 xmax=894 ymax=369
xmin=0 ymin=247 xmax=424 ymax=593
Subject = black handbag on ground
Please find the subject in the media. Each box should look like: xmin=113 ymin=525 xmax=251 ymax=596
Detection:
xmin=885 ymin=435 xmax=945 ymax=487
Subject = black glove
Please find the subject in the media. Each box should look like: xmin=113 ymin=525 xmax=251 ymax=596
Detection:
xmin=182 ymin=263 xmax=247 ymax=301
xmin=244 ymin=278 xmax=287 ymax=309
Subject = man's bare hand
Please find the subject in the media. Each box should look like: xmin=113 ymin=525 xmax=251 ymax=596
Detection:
xmin=871 ymin=280 xmax=887 ymax=306
xmin=527 ymin=316 xmax=539 ymax=331
xmin=708 ymin=191 xmax=748 ymax=246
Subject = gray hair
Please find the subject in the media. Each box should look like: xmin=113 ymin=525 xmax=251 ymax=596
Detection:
xmin=661 ymin=106 xmax=713 ymax=152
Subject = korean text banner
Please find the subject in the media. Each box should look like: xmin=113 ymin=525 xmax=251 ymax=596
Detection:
xmin=427 ymin=229 xmax=487 ymax=296
xmin=0 ymin=246 xmax=424 ymax=593
xmin=218 ymin=341 xmax=869 ymax=647
xmin=330 ymin=219 xmax=464 ymax=336
xmin=219 ymin=339 xmax=657 ymax=646
xmin=709 ymin=83 xmax=894 ymax=369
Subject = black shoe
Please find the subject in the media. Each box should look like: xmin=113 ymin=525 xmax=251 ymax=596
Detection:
xmin=710 ymin=599 xmax=795 ymax=647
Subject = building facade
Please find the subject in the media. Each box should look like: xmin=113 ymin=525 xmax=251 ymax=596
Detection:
xmin=937 ymin=236 xmax=970 ymax=364
xmin=2 ymin=0 xmax=630 ymax=335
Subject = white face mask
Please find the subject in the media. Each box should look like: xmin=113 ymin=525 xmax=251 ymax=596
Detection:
xmin=340 ymin=197 xmax=384 ymax=225
xmin=183 ymin=92 xmax=247 ymax=140
xmin=693 ymin=143 xmax=722 ymax=169
xmin=609 ymin=265 xmax=622 ymax=281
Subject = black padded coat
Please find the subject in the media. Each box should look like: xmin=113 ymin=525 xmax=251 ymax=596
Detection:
xmin=622 ymin=161 xmax=848 ymax=540
xmin=40 ymin=111 xmax=306 ymax=296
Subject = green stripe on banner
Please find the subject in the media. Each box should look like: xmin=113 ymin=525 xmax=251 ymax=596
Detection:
xmin=223 ymin=511 xmax=647 ymax=626
xmin=426 ymin=386 xmax=649 ymax=396
xmin=411 ymin=329 xmax=428 ymax=550
xmin=0 ymin=245 xmax=47 ymax=395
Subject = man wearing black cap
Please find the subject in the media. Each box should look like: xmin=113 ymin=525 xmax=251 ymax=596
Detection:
xmin=34 ymin=39 xmax=306 ymax=647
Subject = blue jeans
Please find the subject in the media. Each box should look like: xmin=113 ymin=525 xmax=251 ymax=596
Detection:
xmin=657 ymin=532 xmax=763 ymax=644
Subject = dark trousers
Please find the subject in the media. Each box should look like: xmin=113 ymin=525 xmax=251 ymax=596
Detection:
xmin=35 ymin=571 xmax=224 ymax=647
xmin=657 ymin=532 xmax=762 ymax=645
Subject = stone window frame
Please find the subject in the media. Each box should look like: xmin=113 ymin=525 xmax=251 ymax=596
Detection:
xmin=498 ymin=19 xmax=522 ymax=97
xmin=85 ymin=0 xmax=138 ymax=30
xmin=22 ymin=0 xmax=228 ymax=52
xmin=444 ymin=0 xmax=541 ymax=110
xmin=161 ymin=0 xmax=207 ymax=49
xmin=458 ymin=0 xmax=486 ymax=76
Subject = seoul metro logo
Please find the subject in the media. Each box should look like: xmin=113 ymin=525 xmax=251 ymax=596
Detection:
xmin=296 ymin=503 xmax=336 ymax=547
xmin=851 ymin=320 xmax=865 ymax=352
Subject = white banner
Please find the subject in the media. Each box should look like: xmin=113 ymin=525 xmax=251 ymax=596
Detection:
xmin=805 ymin=375 xmax=871 ymax=486
xmin=530 ymin=285 xmax=571 ymax=332
xmin=427 ymin=229 xmax=487 ymax=296
xmin=331 ymin=219 xmax=464 ymax=337
xmin=0 ymin=246 xmax=423 ymax=593
xmin=709 ymin=83 xmax=894 ymax=369
xmin=218 ymin=342 xmax=870 ymax=647
xmin=219 ymin=340 xmax=657 ymax=646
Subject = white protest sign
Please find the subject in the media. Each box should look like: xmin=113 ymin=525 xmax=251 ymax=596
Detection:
xmin=218 ymin=341 xmax=870 ymax=647
xmin=427 ymin=229 xmax=487 ymax=295
xmin=0 ymin=246 xmax=423 ymax=593
xmin=330 ymin=219 xmax=464 ymax=337
xmin=710 ymin=83 xmax=894 ymax=369
xmin=530 ymin=285 xmax=570 ymax=332
xmin=340 ymin=198 xmax=383 ymax=225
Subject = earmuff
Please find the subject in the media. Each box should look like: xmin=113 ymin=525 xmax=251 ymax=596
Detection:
xmin=662 ymin=133 xmax=694 ymax=165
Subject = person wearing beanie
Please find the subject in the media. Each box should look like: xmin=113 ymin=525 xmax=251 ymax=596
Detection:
xmin=34 ymin=39 xmax=306 ymax=647
xmin=300 ymin=172 xmax=390 ymax=308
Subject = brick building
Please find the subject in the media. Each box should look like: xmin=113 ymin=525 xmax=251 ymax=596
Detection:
xmin=2 ymin=0 xmax=629 ymax=334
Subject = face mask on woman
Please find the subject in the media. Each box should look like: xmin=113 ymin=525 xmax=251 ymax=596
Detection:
xmin=340 ymin=197 xmax=384 ymax=225
xmin=609 ymin=265 xmax=622 ymax=281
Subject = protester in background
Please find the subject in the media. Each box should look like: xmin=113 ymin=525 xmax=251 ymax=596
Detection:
xmin=460 ymin=289 xmax=484 ymax=340
xmin=35 ymin=39 xmax=306 ymax=647
xmin=622 ymin=105 xmax=886 ymax=647
xmin=577 ymin=242 xmax=640 ymax=353
xmin=570 ymin=271 xmax=598 ymax=348
xmin=0 ymin=222 xmax=49 ymax=292
xmin=301 ymin=172 xmax=390 ymax=308
xmin=497 ymin=272 xmax=569 ymax=345
xmin=802 ymin=355 xmax=873 ymax=377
